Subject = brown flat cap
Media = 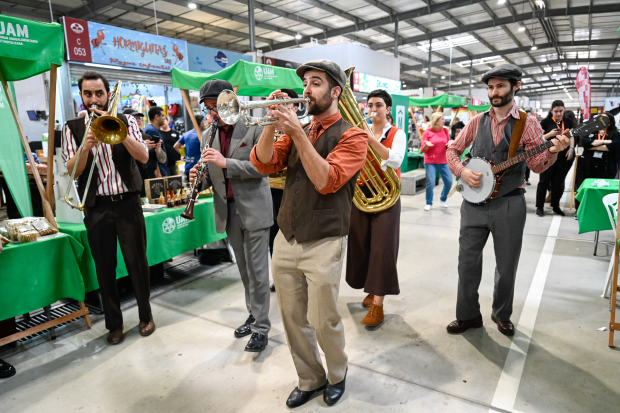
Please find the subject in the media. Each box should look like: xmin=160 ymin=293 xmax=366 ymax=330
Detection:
xmin=296 ymin=60 xmax=347 ymax=93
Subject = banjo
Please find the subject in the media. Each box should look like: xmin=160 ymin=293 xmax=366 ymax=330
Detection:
xmin=452 ymin=115 xmax=610 ymax=204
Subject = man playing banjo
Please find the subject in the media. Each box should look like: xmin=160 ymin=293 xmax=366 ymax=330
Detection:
xmin=445 ymin=64 xmax=570 ymax=336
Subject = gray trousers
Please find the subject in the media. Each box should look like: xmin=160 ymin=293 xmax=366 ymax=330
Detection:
xmin=226 ymin=201 xmax=271 ymax=335
xmin=456 ymin=194 xmax=526 ymax=321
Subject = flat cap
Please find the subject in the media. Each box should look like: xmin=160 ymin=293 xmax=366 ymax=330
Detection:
xmin=482 ymin=63 xmax=523 ymax=84
xmin=200 ymin=79 xmax=234 ymax=102
xmin=122 ymin=108 xmax=144 ymax=117
xmin=296 ymin=60 xmax=347 ymax=93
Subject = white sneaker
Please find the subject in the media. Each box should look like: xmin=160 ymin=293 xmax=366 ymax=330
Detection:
xmin=424 ymin=205 xmax=432 ymax=211
xmin=441 ymin=201 xmax=449 ymax=208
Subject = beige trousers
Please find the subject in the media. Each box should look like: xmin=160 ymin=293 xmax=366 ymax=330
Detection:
xmin=272 ymin=231 xmax=348 ymax=391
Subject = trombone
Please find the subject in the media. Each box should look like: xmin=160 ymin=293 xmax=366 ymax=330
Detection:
xmin=64 ymin=81 xmax=128 ymax=211
xmin=217 ymin=89 xmax=309 ymax=127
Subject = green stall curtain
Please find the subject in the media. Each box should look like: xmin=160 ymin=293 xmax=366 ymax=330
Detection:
xmin=0 ymin=84 xmax=32 ymax=217
xmin=467 ymin=104 xmax=492 ymax=112
xmin=171 ymin=61 xmax=304 ymax=97
xmin=408 ymin=94 xmax=467 ymax=109
xmin=0 ymin=15 xmax=64 ymax=81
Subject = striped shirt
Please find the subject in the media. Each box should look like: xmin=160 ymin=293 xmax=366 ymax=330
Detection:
xmin=447 ymin=102 xmax=557 ymax=187
xmin=62 ymin=113 xmax=147 ymax=196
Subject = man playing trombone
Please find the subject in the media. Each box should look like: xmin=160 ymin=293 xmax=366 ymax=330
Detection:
xmin=250 ymin=60 xmax=368 ymax=408
xmin=61 ymin=71 xmax=153 ymax=345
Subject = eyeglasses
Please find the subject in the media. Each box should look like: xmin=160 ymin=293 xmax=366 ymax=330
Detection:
xmin=201 ymin=105 xmax=218 ymax=115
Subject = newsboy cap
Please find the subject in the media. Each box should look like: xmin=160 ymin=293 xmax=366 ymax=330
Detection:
xmin=199 ymin=79 xmax=234 ymax=102
xmin=481 ymin=63 xmax=523 ymax=84
xmin=296 ymin=60 xmax=347 ymax=93
xmin=121 ymin=108 xmax=144 ymax=117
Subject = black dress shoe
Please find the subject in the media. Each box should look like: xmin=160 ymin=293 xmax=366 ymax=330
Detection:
xmin=491 ymin=314 xmax=515 ymax=336
xmin=286 ymin=384 xmax=326 ymax=408
xmin=552 ymin=207 xmax=565 ymax=216
xmin=324 ymin=370 xmax=347 ymax=406
xmin=245 ymin=333 xmax=268 ymax=352
xmin=0 ymin=358 xmax=16 ymax=379
xmin=535 ymin=208 xmax=544 ymax=217
xmin=234 ymin=314 xmax=255 ymax=338
xmin=270 ymin=283 xmax=276 ymax=292
xmin=446 ymin=314 xmax=483 ymax=334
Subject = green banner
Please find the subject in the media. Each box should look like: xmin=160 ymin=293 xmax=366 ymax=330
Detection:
xmin=0 ymin=84 xmax=32 ymax=217
xmin=171 ymin=60 xmax=304 ymax=97
xmin=0 ymin=15 xmax=64 ymax=81
xmin=467 ymin=104 xmax=492 ymax=112
xmin=409 ymin=94 xmax=467 ymax=109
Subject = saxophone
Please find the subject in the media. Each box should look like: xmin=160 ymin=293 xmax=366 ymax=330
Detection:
xmin=181 ymin=124 xmax=218 ymax=220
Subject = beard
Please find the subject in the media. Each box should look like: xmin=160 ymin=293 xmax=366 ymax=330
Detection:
xmin=489 ymin=88 xmax=515 ymax=108
xmin=307 ymin=90 xmax=334 ymax=116
xmin=82 ymin=97 xmax=109 ymax=113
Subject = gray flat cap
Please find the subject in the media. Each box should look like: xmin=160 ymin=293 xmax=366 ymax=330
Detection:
xmin=482 ymin=64 xmax=523 ymax=84
xmin=200 ymin=79 xmax=234 ymax=101
xmin=121 ymin=108 xmax=144 ymax=117
xmin=296 ymin=60 xmax=347 ymax=93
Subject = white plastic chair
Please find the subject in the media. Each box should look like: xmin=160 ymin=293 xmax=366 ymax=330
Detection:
xmin=602 ymin=193 xmax=618 ymax=298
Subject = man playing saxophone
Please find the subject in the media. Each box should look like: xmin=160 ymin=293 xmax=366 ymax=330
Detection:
xmin=250 ymin=60 xmax=368 ymax=408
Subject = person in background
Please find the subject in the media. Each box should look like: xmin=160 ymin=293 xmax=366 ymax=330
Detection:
xmin=575 ymin=112 xmax=620 ymax=213
xmin=346 ymin=89 xmax=405 ymax=327
xmin=450 ymin=116 xmax=465 ymax=140
xmin=386 ymin=112 xmax=394 ymax=125
xmin=420 ymin=112 xmax=453 ymax=211
xmin=0 ymin=358 xmax=16 ymax=378
xmin=535 ymin=100 xmax=574 ymax=217
xmin=159 ymin=117 xmax=181 ymax=176
xmin=174 ymin=115 xmax=205 ymax=181
xmin=142 ymin=107 xmax=168 ymax=178
xmin=421 ymin=115 xmax=431 ymax=131
xmin=523 ymin=109 xmax=537 ymax=185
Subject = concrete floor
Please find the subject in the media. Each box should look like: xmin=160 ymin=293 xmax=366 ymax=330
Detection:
xmin=1 ymin=172 xmax=619 ymax=413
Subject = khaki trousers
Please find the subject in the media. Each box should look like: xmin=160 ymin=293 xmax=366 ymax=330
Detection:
xmin=272 ymin=231 xmax=348 ymax=391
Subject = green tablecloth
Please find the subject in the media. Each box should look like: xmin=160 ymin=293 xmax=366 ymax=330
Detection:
xmin=575 ymin=178 xmax=619 ymax=234
xmin=0 ymin=233 xmax=85 ymax=321
xmin=58 ymin=198 xmax=226 ymax=292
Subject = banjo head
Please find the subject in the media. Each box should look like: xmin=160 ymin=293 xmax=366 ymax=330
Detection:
xmin=457 ymin=157 xmax=496 ymax=204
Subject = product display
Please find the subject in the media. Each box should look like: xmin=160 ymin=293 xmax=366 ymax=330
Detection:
xmin=0 ymin=217 xmax=58 ymax=243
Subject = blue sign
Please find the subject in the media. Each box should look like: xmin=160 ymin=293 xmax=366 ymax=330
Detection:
xmin=87 ymin=21 xmax=188 ymax=72
xmin=187 ymin=44 xmax=252 ymax=74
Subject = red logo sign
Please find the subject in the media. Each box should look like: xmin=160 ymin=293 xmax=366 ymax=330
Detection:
xmin=352 ymin=72 xmax=360 ymax=92
xmin=63 ymin=17 xmax=92 ymax=63
xmin=575 ymin=67 xmax=591 ymax=121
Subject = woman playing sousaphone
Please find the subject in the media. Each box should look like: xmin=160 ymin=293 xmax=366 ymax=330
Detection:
xmin=345 ymin=89 xmax=406 ymax=327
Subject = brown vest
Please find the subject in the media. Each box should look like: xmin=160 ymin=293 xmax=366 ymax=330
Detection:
xmin=278 ymin=118 xmax=359 ymax=243
xmin=66 ymin=114 xmax=143 ymax=208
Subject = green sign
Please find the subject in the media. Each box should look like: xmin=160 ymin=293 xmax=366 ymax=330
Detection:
xmin=409 ymin=94 xmax=467 ymax=109
xmin=171 ymin=60 xmax=304 ymax=97
xmin=0 ymin=15 xmax=64 ymax=81
xmin=0 ymin=84 xmax=32 ymax=217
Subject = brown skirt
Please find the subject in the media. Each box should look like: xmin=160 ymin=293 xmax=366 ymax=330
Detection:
xmin=345 ymin=198 xmax=401 ymax=296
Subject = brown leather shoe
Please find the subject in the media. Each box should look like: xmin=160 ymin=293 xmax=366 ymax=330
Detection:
xmin=491 ymin=314 xmax=515 ymax=336
xmin=446 ymin=314 xmax=483 ymax=334
xmin=361 ymin=303 xmax=384 ymax=326
xmin=139 ymin=316 xmax=156 ymax=337
xmin=107 ymin=328 xmax=124 ymax=345
xmin=362 ymin=294 xmax=375 ymax=308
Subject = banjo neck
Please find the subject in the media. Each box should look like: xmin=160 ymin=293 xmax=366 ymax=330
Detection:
xmin=490 ymin=130 xmax=573 ymax=175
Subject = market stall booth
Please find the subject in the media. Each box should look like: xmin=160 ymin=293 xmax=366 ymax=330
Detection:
xmin=0 ymin=15 xmax=91 ymax=346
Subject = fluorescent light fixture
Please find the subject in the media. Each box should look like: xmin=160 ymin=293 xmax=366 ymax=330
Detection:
xmin=536 ymin=0 xmax=546 ymax=8
xmin=498 ymin=0 xmax=506 ymax=3
xmin=295 ymin=32 xmax=302 ymax=40
xmin=518 ymin=25 xmax=526 ymax=32
xmin=188 ymin=2 xmax=197 ymax=9
xmin=441 ymin=76 xmax=446 ymax=79
xmin=417 ymin=35 xmax=478 ymax=52
xmin=421 ymin=70 xmax=427 ymax=74
xmin=84 ymin=63 xmax=122 ymax=70
xmin=531 ymin=45 xmax=538 ymax=51
xmin=457 ymin=56 xmax=505 ymax=68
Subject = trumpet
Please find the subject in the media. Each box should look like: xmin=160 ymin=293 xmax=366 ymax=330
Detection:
xmin=217 ymin=89 xmax=309 ymax=127
xmin=64 ymin=81 xmax=127 ymax=211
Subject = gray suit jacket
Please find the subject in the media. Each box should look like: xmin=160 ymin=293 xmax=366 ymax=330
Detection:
xmin=200 ymin=121 xmax=273 ymax=234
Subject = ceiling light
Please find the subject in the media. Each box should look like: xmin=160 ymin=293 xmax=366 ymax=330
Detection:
xmin=498 ymin=0 xmax=506 ymax=3
xmin=531 ymin=45 xmax=538 ymax=51
xmin=441 ymin=76 xmax=446 ymax=79
xmin=295 ymin=32 xmax=302 ymax=40
xmin=518 ymin=26 xmax=526 ymax=32
xmin=188 ymin=2 xmax=197 ymax=9
xmin=421 ymin=70 xmax=427 ymax=74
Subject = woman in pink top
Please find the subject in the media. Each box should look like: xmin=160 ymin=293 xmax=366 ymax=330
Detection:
xmin=420 ymin=112 xmax=453 ymax=210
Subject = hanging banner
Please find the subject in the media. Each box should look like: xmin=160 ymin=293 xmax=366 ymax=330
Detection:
xmin=0 ymin=84 xmax=33 ymax=217
xmin=352 ymin=71 xmax=401 ymax=95
xmin=575 ymin=67 xmax=591 ymax=121
xmin=62 ymin=17 xmax=188 ymax=72
xmin=187 ymin=44 xmax=252 ymax=74
xmin=262 ymin=56 xmax=301 ymax=69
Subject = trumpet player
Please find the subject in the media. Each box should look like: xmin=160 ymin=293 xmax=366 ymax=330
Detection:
xmin=189 ymin=79 xmax=273 ymax=353
xmin=345 ymin=89 xmax=405 ymax=327
xmin=61 ymin=71 xmax=153 ymax=345
xmin=251 ymin=60 xmax=368 ymax=408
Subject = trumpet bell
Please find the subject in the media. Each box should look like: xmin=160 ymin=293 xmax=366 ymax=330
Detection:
xmin=217 ymin=90 xmax=241 ymax=125
xmin=91 ymin=116 xmax=128 ymax=145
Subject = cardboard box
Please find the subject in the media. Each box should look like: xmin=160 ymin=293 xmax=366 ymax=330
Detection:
xmin=165 ymin=175 xmax=184 ymax=193
xmin=145 ymin=178 xmax=166 ymax=200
